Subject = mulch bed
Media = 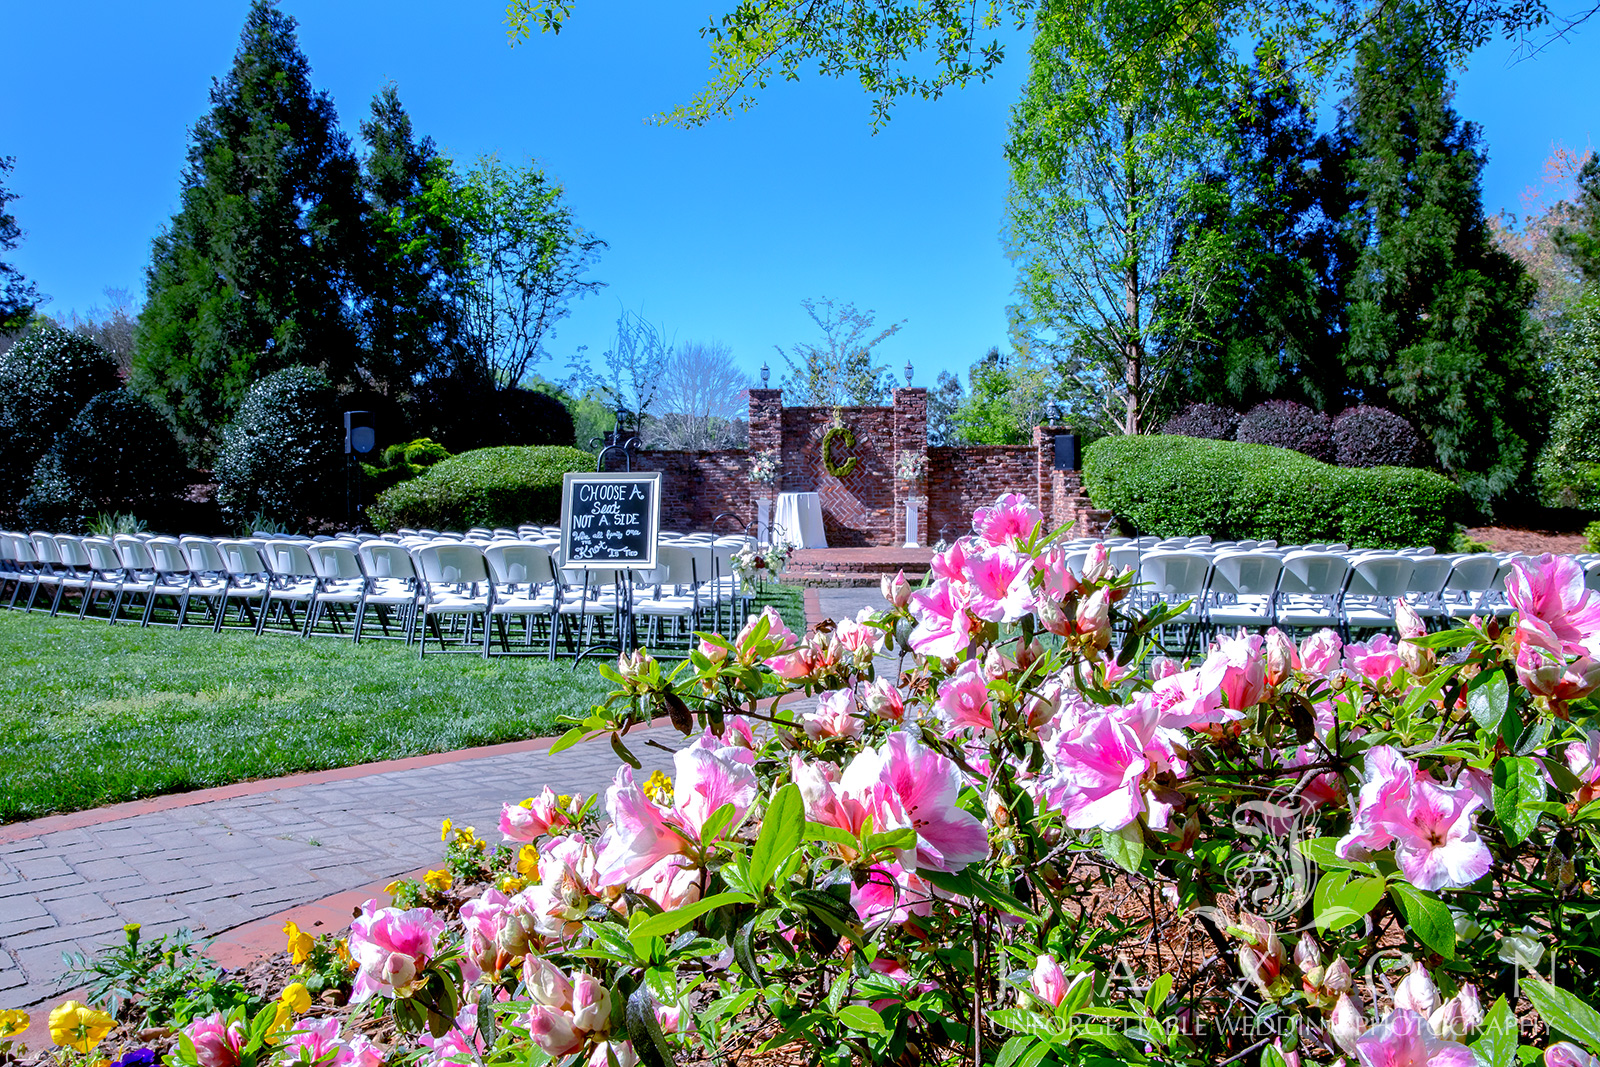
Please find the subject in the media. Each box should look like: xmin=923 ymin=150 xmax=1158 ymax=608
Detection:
xmin=1464 ymin=526 xmax=1590 ymax=555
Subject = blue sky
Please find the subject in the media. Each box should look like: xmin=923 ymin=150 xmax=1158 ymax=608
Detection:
xmin=1 ymin=2 xmax=1596 ymax=391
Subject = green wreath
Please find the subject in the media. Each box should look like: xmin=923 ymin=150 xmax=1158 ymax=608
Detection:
xmin=821 ymin=424 xmax=858 ymax=478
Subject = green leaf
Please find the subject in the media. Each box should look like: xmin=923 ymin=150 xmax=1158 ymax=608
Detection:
xmin=1523 ymin=978 xmax=1600 ymax=1053
xmin=805 ymin=821 xmax=859 ymax=849
xmin=610 ymin=731 xmax=642 ymax=770
xmin=996 ymin=1034 xmax=1042 ymax=1067
xmin=835 ymin=1004 xmax=887 ymax=1034
xmin=698 ymin=802 xmax=738 ymax=847
xmin=1261 ymin=1043 xmax=1291 ymax=1067
xmin=623 ymin=985 xmax=676 ymax=1067
xmin=1471 ymin=996 xmax=1517 ymax=1067
xmin=1468 ymin=669 xmax=1510 ymax=732
xmin=750 ymin=784 xmax=804 ymax=892
xmin=1297 ymin=836 xmax=1378 ymax=874
xmin=629 ymin=892 xmax=753 ymax=943
xmin=1493 ymin=756 xmax=1545 ymax=845
xmin=547 ymin=725 xmax=591 ymax=755
xmin=1101 ymin=823 xmax=1145 ymax=873
xmin=1389 ymin=882 xmax=1456 ymax=960
xmin=733 ymin=916 xmax=762 ymax=985
xmin=919 ymin=867 xmax=1035 ymax=919
xmin=1408 ymin=628 xmax=1481 ymax=650
xmin=1145 ymin=973 xmax=1174 ymax=1014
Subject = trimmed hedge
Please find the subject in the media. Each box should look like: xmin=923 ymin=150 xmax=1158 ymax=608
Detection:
xmin=1082 ymin=435 xmax=1467 ymax=549
xmin=367 ymin=445 xmax=595 ymax=531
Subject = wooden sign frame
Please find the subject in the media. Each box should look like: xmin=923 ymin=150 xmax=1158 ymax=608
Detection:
xmin=559 ymin=471 xmax=662 ymax=570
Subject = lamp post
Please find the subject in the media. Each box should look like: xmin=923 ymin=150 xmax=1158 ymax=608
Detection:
xmin=760 ymin=361 xmax=770 ymax=387
xmin=1046 ymin=400 xmax=1062 ymax=424
xmin=904 ymin=360 xmax=914 ymax=387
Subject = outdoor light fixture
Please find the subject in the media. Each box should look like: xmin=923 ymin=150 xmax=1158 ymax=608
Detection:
xmin=904 ymin=360 xmax=914 ymax=386
xmin=760 ymin=361 xmax=770 ymax=386
xmin=1046 ymin=400 xmax=1062 ymax=423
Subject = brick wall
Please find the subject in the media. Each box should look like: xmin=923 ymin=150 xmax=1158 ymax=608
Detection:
xmin=617 ymin=392 xmax=1091 ymax=543
xmin=926 ymin=446 xmax=1037 ymax=544
xmin=600 ymin=450 xmax=752 ymax=534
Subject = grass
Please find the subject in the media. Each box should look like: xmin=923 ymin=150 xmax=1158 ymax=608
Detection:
xmin=0 ymin=584 xmax=809 ymax=823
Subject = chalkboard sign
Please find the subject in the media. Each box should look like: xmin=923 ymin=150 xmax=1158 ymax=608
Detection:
xmin=560 ymin=472 xmax=661 ymax=570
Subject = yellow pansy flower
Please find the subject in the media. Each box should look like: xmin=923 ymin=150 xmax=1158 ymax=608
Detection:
xmin=424 ymin=868 xmax=453 ymax=892
xmin=517 ymin=843 xmax=540 ymax=879
xmin=497 ymin=874 xmax=526 ymax=895
xmin=283 ymin=920 xmax=314 ymax=966
xmin=48 ymin=1001 xmax=114 ymax=1053
xmin=280 ymin=983 xmax=312 ymax=1015
xmin=642 ymin=770 xmax=673 ymax=804
xmin=335 ymin=938 xmax=354 ymax=969
xmin=0 ymin=1009 xmax=29 ymax=1038
xmin=439 ymin=817 xmax=453 ymax=842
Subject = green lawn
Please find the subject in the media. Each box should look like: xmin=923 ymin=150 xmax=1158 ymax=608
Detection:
xmin=0 ymin=584 xmax=806 ymax=823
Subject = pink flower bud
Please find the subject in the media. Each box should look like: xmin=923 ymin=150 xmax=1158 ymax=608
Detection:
xmin=1037 ymin=597 xmax=1071 ymax=637
xmin=1030 ymin=954 xmax=1069 ymax=1008
xmin=523 ymin=956 xmax=573 ymax=1010
xmin=1076 ymin=588 xmax=1111 ymax=648
xmin=1265 ymin=628 xmax=1299 ymax=686
xmin=1081 ymin=543 xmax=1110 ymax=583
xmin=588 ymin=1041 xmax=639 ymax=1067
xmin=1395 ymin=599 xmax=1426 ymax=640
xmin=526 ymin=1005 xmax=583 ymax=1056
xmin=1324 ymin=956 xmax=1353 ymax=993
xmin=1294 ymin=935 xmax=1323 ymax=979
xmin=1330 ymin=993 xmax=1366 ymax=1054
xmin=698 ymin=638 xmax=728 ymax=665
xmin=570 ymin=972 xmax=612 ymax=1032
xmin=1547 ymin=1042 xmax=1600 ymax=1067
xmin=1429 ymin=985 xmax=1482 ymax=1041
xmin=881 ymin=570 xmax=912 ymax=609
xmin=1234 ymin=913 xmax=1285 ymax=995
xmin=1393 ymin=964 xmax=1439 ymax=1016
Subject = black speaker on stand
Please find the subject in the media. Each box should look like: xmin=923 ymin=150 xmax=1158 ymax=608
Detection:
xmin=1053 ymin=433 xmax=1080 ymax=471
xmin=344 ymin=411 xmax=376 ymax=528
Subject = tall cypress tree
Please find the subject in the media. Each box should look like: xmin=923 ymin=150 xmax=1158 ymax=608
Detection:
xmin=357 ymin=84 xmax=467 ymax=427
xmin=132 ymin=0 xmax=367 ymax=447
xmin=0 ymin=156 xmax=42 ymax=334
xmin=1332 ymin=5 xmax=1544 ymax=508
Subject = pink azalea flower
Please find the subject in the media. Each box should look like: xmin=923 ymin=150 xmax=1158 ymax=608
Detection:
xmin=418 ymin=1006 xmax=485 ymax=1067
xmin=592 ymin=768 xmax=685 ymax=885
xmin=587 ymin=1042 xmax=639 ymax=1067
xmin=804 ymin=689 xmax=864 ymax=741
xmin=1547 ymin=1044 xmax=1600 ymax=1067
xmin=697 ymin=636 xmax=729 ymax=664
xmin=936 ymin=660 xmax=994 ymax=732
xmin=1265 ymin=628 xmax=1300 ymax=686
xmin=1564 ymin=730 xmax=1600 ymax=805
xmin=1300 ymin=629 xmax=1344 ymax=676
xmin=1336 ymin=747 xmax=1492 ymax=890
xmin=1354 ymin=1009 xmax=1475 ymax=1067
xmin=849 ymin=861 xmax=935 ymax=929
xmin=499 ymin=786 xmax=569 ymax=842
xmin=459 ymin=888 xmax=511 ymax=973
xmin=349 ymin=902 xmax=455 ymax=1002
xmin=1080 ymin=543 xmax=1111 ymax=583
xmin=1508 ymin=553 xmax=1600 ymax=657
xmin=277 ymin=1017 xmax=349 ymax=1066
xmin=1516 ymin=645 xmax=1600 ymax=704
xmin=632 ymin=855 xmax=701 ymax=911
xmin=838 ymin=733 xmax=989 ymax=873
xmin=1075 ymin=587 xmax=1112 ymax=647
xmin=930 ymin=538 xmax=974 ymax=582
xmin=791 ymin=754 xmax=871 ymax=841
xmin=835 ymin=616 xmax=884 ymax=655
xmin=513 ymin=832 xmax=600 ymax=944
xmin=973 ymin=493 xmax=1043 ymax=547
xmin=1035 ymin=546 xmax=1079 ymax=600
xmin=1030 ymin=954 xmax=1069 ymax=1008
xmin=525 ymin=1006 xmax=583 ymax=1057
xmin=671 ymin=731 xmax=759 ymax=837
xmin=907 ymin=578 xmax=974 ymax=658
xmin=1142 ymin=656 xmax=1233 ymax=730
xmin=963 ymin=544 xmax=1038 ymax=623
xmin=861 ymin=678 xmax=905 ymax=722
xmin=1210 ymin=632 xmax=1267 ymax=710
xmin=184 ymin=1013 xmax=246 ymax=1067
xmin=1345 ymin=634 xmax=1406 ymax=685
xmin=1047 ymin=713 xmax=1150 ymax=832
xmin=763 ymin=647 xmax=818 ymax=679
xmin=570 ymin=972 xmax=612 ymax=1032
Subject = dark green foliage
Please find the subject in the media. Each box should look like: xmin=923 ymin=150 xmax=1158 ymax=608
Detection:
xmin=131 ymin=0 xmax=368 ymax=448
xmin=214 ymin=366 xmax=343 ymax=530
xmin=367 ymin=445 xmax=593 ymax=530
xmin=0 ymin=157 xmax=41 ymax=333
xmin=18 ymin=391 xmax=190 ymax=532
xmin=1536 ymin=289 xmax=1600 ymax=509
xmin=1235 ymin=400 xmax=1334 ymax=462
xmin=360 ymin=437 xmax=451 ymax=493
xmin=359 ymin=85 xmax=468 ymax=424
xmin=1159 ymin=402 xmax=1239 ymax=440
xmin=1332 ymin=406 xmax=1424 ymax=468
xmin=1164 ymin=67 xmax=1342 ymax=415
xmin=419 ymin=379 xmax=576 ymax=453
xmin=1330 ymin=5 xmax=1544 ymax=507
xmin=1083 ymin=434 xmax=1467 ymax=549
xmin=0 ymin=323 xmax=121 ymax=514
xmin=1554 ymin=153 xmax=1600 ymax=285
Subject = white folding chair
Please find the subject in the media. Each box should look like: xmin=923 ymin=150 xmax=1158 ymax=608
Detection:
xmin=258 ymin=540 xmax=320 ymax=636
xmin=79 ymin=537 xmax=127 ymax=622
xmin=355 ymin=541 xmax=421 ymax=643
xmin=211 ymin=539 xmax=272 ymax=632
xmin=1206 ymin=552 xmax=1283 ymax=632
xmin=415 ymin=542 xmax=492 ymax=657
xmin=304 ymin=543 xmax=369 ymax=640
xmin=110 ymin=535 xmax=164 ymax=625
xmin=177 ymin=537 xmax=233 ymax=629
xmin=1274 ymin=551 xmax=1351 ymax=633
xmin=1441 ymin=554 xmax=1501 ymax=620
xmin=1138 ymin=550 xmax=1212 ymax=652
xmin=1401 ymin=555 xmax=1455 ymax=623
xmin=1342 ymin=554 xmax=1415 ymax=636
xmin=143 ymin=537 xmax=203 ymax=627
xmin=24 ymin=533 xmax=66 ymax=613
xmin=47 ymin=535 xmax=94 ymax=617
xmin=484 ymin=542 xmax=560 ymax=658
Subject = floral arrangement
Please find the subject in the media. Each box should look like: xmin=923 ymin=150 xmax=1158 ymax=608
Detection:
xmin=731 ymin=540 xmax=793 ymax=585
xmin=748 ymin=449 xmax=780 ymax=486
xmin=14 ymin=492 xmax=1600 ymax=1067
xmin=895 ymin=448 xmax=927 ymax=481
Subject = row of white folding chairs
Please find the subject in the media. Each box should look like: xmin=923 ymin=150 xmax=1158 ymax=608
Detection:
xmin=0 ymin=529 xmax=756 ymax=659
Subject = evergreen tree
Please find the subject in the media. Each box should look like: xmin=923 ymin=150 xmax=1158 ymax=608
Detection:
xmin=1165 ymin=67 xmax=1343 ymax=416
xmin=0 ymin=156 xmax=42 ymax=333
xmin=132 ymin=0 xmax=368 ymax=448
xmin=359 ymin=84 xmax=467 ymax=424
xmin=1554 ymin=153 xmax=1600 ymax=285
xmin=1331 ymin=5 xmax=1544 ymax=507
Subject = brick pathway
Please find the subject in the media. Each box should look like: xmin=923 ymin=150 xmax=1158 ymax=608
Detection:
xmin=0 ymin=726 xmax=686 ymax=1016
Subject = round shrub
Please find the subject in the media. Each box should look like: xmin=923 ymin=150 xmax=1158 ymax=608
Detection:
xmin=215 ymin=365 xmax=343 ymax=531
xmin=0 ymin=322 xmax=120 ymax=512
xmin=1159 ymin=402 xmax=1239 ymax=440
xmin=362 ymin=438 xmax=453 ymax=494
xmin=1235 ymin=399 xmax=1335 ymax=462
xmin=17 ymin=390 xmax=191 ymax=532
xmin=366 ymin=445 xmax=595 ymax=531
xmin=1333 ymin=405 xmax=1424 ymax=468
xmin=1082 ymin=434 xmax=1467 ymax=548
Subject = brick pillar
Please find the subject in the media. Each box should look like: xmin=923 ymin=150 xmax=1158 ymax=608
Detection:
xmin=892 ymin=389 xmax=929 ymax=545
xmin=748 ymin=389 xmax=782 ymax=529
xmin=1033 ymin=424 xmax=1074 ymax=528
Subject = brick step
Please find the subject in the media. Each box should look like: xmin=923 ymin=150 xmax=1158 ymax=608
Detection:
xmin=788 ymin=548 xmax=935 ymax=574
xmin=781 ymin=569 xmax=929 ymax=589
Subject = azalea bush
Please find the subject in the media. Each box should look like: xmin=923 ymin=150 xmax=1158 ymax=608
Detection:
xmin=17 ymin=493 xmax=1600 ymax=1067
